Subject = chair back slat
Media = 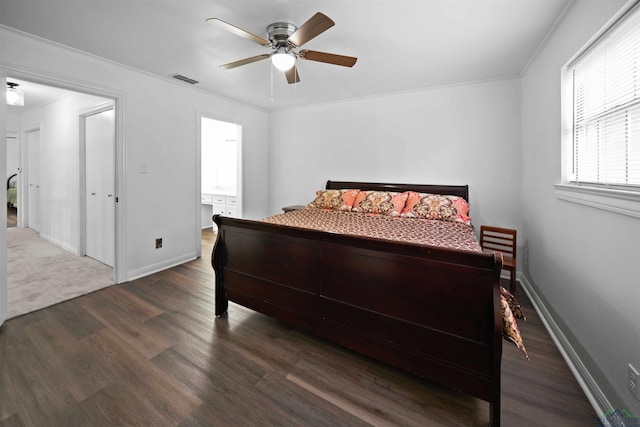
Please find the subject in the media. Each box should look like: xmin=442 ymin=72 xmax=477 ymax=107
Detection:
xmin=480 ymin=226 xmax=516 ymax=258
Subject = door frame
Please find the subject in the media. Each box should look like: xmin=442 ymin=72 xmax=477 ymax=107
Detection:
xmin=78 ymin=101 xmax=115 ymax=262
xmin=2 ymin=66 xmax=127 ymax=285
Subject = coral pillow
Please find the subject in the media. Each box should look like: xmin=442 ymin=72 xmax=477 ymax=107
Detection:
xmin=307 ymin=189 xmax=360 ymax=211
xmin=401 ymin=192 xmax=471 ymax=225
xmin=351 ymin=191 xmax=408 ymax=216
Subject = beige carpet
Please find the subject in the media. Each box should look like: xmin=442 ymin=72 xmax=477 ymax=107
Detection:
xmin=7 ymin=227 xmax=114 ymax=319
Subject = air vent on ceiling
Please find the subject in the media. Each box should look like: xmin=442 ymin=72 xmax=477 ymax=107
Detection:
xmin=170 ymin=74 xmax=199 ymax=85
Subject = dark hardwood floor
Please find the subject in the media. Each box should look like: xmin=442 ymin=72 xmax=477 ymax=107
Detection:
xmin=0 ymin=228 xmax=596 ymax=426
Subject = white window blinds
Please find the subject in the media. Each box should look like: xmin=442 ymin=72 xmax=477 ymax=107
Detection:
xmin=570 ymin=3 xmax=640 ymax=187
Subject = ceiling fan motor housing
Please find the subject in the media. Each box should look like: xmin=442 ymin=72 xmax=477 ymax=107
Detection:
xmin=266 ymin=22 xmax=297 ymax=48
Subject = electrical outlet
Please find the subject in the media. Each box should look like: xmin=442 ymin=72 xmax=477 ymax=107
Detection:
xmin=155 ymin=238 xmax=162 ymax=249
xmin=629 ymin=364 xmax=639 ymax=400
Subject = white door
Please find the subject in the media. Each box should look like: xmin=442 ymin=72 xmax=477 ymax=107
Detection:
xmin=26 ymin=129 xmax=41 ymax=233
xmin=85 ymin=109 xmax=115 ymax=267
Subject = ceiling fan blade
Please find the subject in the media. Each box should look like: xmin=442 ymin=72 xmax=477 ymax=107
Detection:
xmin=206 ymin=18 xmax=271 ymax=46
xmin=220 ymin=54 xmax=270 ymax=69
xmin=287 ymin=12 xmax=334 ymax=48
xmin=299 ymin=50 xmax=357 ymax=67
xmin=285 ymin=65 xmax=300 ymax=84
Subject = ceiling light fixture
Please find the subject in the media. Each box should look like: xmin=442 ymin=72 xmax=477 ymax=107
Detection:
xmin=6 ymin=82 xmax=24 ymax=106
xmin=271 ymin=48 xmax=295 ymax=71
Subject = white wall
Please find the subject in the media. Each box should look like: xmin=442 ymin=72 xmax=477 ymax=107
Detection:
xmin=0 ymin=27 xmax=269 ymax=282
xmin=6 ymin=112 xmax=20 ymax=131
xmin=269 ymin=78 xmax=523 ymax=236
xmin=521 ymin=0 xmax=638 ymax=416
xmin=6 ymin=135 xmax=18 ymax=179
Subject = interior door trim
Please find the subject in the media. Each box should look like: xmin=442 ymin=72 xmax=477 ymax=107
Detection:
xmin=2 ymin=65 xmax=127 ymax=284
xmin=79 ymin=102 xmax=115 ymax=264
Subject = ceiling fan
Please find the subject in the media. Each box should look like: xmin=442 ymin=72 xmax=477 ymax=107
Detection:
xmin=206 ymin=12 xmax=357 ymax=84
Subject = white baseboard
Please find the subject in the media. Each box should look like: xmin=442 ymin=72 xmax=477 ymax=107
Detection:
xmin=39 ymin=232 xmax=79 ymax=255
xmin=518 ymin=273 xmax=619 ymax=426
xmin=126 ymin=252 xmax=198 ymax=282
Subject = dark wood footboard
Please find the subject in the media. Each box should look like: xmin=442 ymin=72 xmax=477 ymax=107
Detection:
xmin=212 ymin=212 xmax=504 ymax=426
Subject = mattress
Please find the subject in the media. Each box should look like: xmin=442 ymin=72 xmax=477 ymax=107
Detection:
xmin=262 ymin=208 xmax=482 ymax=252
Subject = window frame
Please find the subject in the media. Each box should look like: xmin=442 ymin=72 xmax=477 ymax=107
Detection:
xmin=558 ymin=0 xmax=640 ymax=218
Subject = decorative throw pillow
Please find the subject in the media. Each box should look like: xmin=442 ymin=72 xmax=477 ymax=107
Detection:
xmin=351 ymin=191 xmax=408 ymax=216
xmin=500 ymin=286 xmax=525 ymax=320
xmin=501 ymin=294 xmax=529 ymax=359
xmin=401 ymin=191 xmax=471 ymax=225
xmin=307 ymin=189 xmax=360 ymax=211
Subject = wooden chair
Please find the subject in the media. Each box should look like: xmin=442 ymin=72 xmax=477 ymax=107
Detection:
xmin=480 ymin=226 xmax=517 ymax=293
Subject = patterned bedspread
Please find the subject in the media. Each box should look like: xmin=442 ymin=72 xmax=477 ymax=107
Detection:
xmin=262 ymin=207 xmax=529 ymax=358
xmin=263 ymin=208 xmax=482 ymax=252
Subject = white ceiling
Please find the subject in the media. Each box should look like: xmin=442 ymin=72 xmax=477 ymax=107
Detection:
xmin=6 ymin=78 xmax=72 ymax=113
xmin=1 ymin=0 xmax=571 ymax=111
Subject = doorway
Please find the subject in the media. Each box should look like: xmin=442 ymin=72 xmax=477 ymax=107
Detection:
xmin=2 ymin=74 xmax=125 ymax=325
xmin=199 ymin=116 xmax=243 ymax=225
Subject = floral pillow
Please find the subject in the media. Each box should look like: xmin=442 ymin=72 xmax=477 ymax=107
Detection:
xmin=401 ymin=191 xmax=471 ymax=225
xmin=501 ymin=293 xmax=529 ymax=359
xmin=307 ymin=189 xmax=360 ymax=211
xmin=501 ymin=286 xmax=525 ymax=320
xmin=351 ymin=191 xmax=408 ymax=216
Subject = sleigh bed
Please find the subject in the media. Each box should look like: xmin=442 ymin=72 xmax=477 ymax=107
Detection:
xmin=212 ymin=180 xmax=522 ymax=426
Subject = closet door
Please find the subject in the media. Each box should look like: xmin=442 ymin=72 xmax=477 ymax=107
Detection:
xmin=26 ymin=129 xmax=41 ymax=233
xmin=84 ymin=109 xmax=115 ymax=267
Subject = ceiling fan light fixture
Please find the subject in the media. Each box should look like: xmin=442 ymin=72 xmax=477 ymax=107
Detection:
xmin=271 ymin=49 xmax=296 ymax=71
xmin=6 ymin=82 xmax=24 ymax=106
xmin=211 ymin=13 xmax=356 ymax=86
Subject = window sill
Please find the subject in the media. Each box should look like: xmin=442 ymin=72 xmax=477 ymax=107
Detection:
xmin=554 ymin=184 xmax=640 ymax=219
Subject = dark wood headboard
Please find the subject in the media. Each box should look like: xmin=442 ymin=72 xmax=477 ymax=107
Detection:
xmin=326 ymin=180 xmax=469 ymax=201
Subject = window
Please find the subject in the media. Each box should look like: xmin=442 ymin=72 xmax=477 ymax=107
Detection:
xmin=563 ymin=2 xmax=640 ymax=188
xmin=558 ymin=1 xmax=640 ymax=218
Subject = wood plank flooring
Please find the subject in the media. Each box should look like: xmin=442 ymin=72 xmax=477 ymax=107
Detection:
xmin=0 ymin=228 xmax=596 ymax=426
